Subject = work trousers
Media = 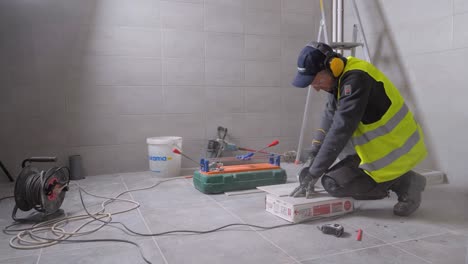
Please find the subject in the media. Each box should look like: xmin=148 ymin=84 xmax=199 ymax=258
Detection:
xmin=321 ymin=154 xmax=399 ymax=200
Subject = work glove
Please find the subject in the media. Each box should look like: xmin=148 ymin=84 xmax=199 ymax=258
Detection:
xmin=289 ymin=157 xmax=320 ymax=199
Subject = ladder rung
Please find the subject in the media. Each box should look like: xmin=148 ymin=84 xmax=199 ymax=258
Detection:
xmin=330 ymin=42 xmax=363 ymax=50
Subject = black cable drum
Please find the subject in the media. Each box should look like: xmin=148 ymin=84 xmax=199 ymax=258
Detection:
xmin=14 ymin=163 xmax=70 ymax=220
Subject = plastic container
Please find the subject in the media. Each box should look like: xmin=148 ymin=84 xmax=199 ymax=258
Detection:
xmin=69 ymin=155 xmax=85 ymax=180
xmin=147 ymin=136 xmax=182 ymax=177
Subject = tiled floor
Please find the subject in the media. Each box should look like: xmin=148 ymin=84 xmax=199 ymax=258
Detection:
xmin=0 ymin=164 xmax=467 ymax=264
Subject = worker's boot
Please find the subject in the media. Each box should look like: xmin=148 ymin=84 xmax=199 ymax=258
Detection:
xmin=390 ymin=171 xmax=426 ymax=216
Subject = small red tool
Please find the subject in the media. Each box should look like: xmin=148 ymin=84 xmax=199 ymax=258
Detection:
xmin=356 ymin=229 xmax=363 ymax=241
xmin=172 ymin=148 xmax=199 ymax=165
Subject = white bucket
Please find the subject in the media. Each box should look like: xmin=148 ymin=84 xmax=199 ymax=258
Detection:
xmin=147 ymin=136 xmax=182 ymax=177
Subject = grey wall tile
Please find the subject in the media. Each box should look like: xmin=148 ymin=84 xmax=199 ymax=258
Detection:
xmin=204 ymin=0 xmax=243 ymax=7
xmin=454 ymin=0 xmax=468 ymax=13
xmin=281 ymin=12 xmax=318 ymax=38
xmin=392 ymin=17 xmax=452 ymax=56
xmin=279 ymin=111 xmax=320 ymax=139
xmin=205 ymin=32 xmax=244 ymax=59
xmin=205 ymin=59 xmax=244 ymax=86
xmin=406 ymin=52 xmax=451 ymax=173
xmin=383 ymin=0 xmax=453 ymax=26
xmin=115 ymin=86 xmax=165 ymax=115
xmin=163 ymin=86 xmax=206 ymax=113
xmin=245 ymin=0 xmax=281 ymax=12
xmin=279 ymin=112 xmax=303 ymax=138
xmin=117 ymin=115 xmax=166 ymax=144
xmin=163 ymin=58 xmax=204 ymax=85
xmin=162 ymin=0 xmax=202 ymax=3
xmin=85 ymin=27 xmax=161 ymax=57
xmin=80 ymin=56 xmax=162 ymax=86
xmin=0 ymin=114 xmax=21 ymax=147
xmin=204 ymin=4 xmax=244 ymax=33
xmin=244 ymin=35 xmax=281 ymax=60
xmin=66 ymin=145 xmax=121 ymax=176
xmin=282 ymin=0 xmax=319 ymax=15
xmin=0 ymin=85 xmax=40 ymax=117
xmin=67 ymin=115 xmax=121 ymax=147
xmin=161 ymin=114 xmax=205 ymax=139
xmin=160 ymin=1 xmax=203 ymax=30
xmin=244 ymin=10 xmax=281 ymax=36
xmin=281 ymin=58 xmax=298 ymax=88
xmin=244 ymin=60 xmax=281 ymax=86
xmin=244 ymin=87 xmax=282 ymax=113
xmin=280 ymin=87 xmax=318 ymax=114
xmin=18 ymin=116 xmax=68 ymax=147
xmin=453 ymin=13 xmax=468 ymax=49
xmin=162 ymin=29 xmax=204 ymax=58
xmin=92 ymin=0 xmax=160 ymax=27
xmin=115 ymin=144 xmax=148 ymax=172
xmin=205 ymin=86 xmax=244 ymax=113
xmin=230 ymin=113 xmax=281 ymax=137
xmin=282 ymin=37 xmax=309 ymax=62
xmin=61 ymin=0 xmax=95 ymax=26
xmin=32 ymin=24 xmax=86 ymax=59
xmin=67 ymin=85 xmax=120 ymax=116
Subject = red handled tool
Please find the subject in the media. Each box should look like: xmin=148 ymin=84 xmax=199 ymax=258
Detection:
xmin=241 ymin=140 xmax=280 ymax=160
xmin=252 ymin=140 xmax=279 ymax=155
xmin=172 ymin=148 xmax=199 ymax=166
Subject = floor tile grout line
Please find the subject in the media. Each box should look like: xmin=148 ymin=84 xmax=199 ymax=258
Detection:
xmin=344 ymin=219 xmax=389 ymax=244
xmin=35 ymin=248 xmax=43 ymax=264
xmin=207 ymin=195 xmax=302 ymax=264
xmin=297 ymin=231 xmax=448 ymax=263
xmin=344 ymin=220 xmax=442 ymax=263
xmin=390 ymin=244 xmax=433 ymax=264
xmin=297 ymin=243 xmax=392 ymax=263
xmin=118 ymin=174 xmax=170 ymax=264
xmin=344 ymin=218 xmax=451 ymax=245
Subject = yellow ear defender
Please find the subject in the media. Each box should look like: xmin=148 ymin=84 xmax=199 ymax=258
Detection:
xmin=327 ymin=56 xmax=345 ymax=78
xmin=306 ymin=41 xmax=345 ymax=78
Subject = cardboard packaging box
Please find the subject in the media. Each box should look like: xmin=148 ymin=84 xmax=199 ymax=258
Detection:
xmin=259 ymin=183 xmax=354 ymax=223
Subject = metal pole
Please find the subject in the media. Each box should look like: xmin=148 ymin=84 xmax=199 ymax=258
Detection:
xmin=337 ymin=0 xmax=344 ymax=54
xmin=332 ymin=0 xmax=337 ymax=43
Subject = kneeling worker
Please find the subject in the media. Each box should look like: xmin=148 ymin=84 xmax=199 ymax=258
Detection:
xmin=289 ymin=42 xmax=427 ymax=216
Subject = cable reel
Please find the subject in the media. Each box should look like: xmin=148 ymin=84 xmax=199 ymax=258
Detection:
xmin=13 ymin=157 xmax=70 ymax=222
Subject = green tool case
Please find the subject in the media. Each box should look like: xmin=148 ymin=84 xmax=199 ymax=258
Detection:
xmin=193 ymin=168 xmax=287 ymax=194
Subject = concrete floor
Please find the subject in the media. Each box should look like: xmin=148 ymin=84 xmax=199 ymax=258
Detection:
xmin=0 ymin=164 xmax=467 ymax=264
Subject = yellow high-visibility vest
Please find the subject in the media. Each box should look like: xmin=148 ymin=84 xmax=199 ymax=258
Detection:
xmin=338 ymin=57 xmax=427 ymax=183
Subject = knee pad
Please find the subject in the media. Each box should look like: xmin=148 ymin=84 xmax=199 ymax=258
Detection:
xmin=321 ymin=175 xmax=346 ymax=197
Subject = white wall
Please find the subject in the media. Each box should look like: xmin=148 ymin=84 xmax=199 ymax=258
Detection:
xmin=344 ymin=0 xmax=468 ymax=186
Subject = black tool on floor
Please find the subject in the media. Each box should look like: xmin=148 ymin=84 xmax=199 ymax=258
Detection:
xmin=317 ymin=223 xmax=344 ymax=237
xmin=12 ymin=157 xmax=70 ymax=222
xmin=0 ymin=160 xmax=14 ymax=182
